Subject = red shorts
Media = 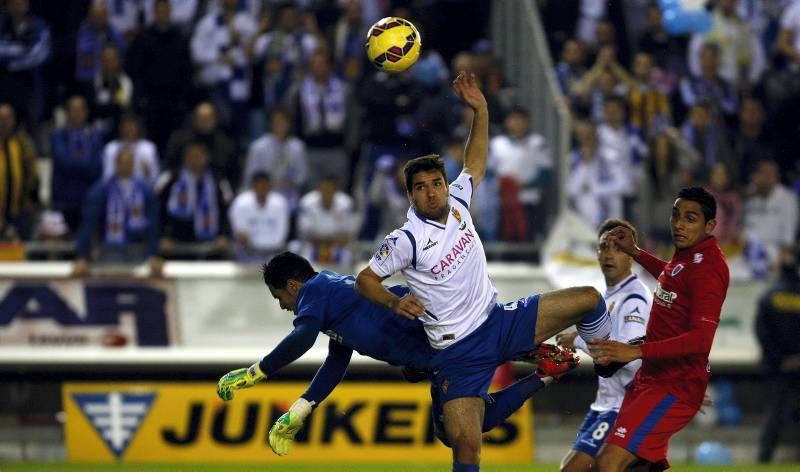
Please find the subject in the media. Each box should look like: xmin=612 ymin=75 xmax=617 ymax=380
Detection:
xmin=605 ymin=384 xmax=698 ymax=469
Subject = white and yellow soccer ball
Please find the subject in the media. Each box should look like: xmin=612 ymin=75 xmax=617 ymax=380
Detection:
xmin=365 ymin=17 xmax=422 ymax=73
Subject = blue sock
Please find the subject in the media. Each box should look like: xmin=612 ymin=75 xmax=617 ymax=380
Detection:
xmin=483 ymin=374 xmax=544 ymax=431
xmin=577 ymin=296 xmax=611 ymax=343
xmin=453 ymin=464 xmax=479 ymax=472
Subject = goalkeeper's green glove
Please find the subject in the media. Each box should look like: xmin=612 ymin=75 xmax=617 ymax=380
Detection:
xmin=268 ymin=398 xmax=313 ymax=456
xmin=216 ymin=362 xmax=265 ymax=401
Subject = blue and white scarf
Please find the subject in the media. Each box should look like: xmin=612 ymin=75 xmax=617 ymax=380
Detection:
xmin=167 ymin=169 xmax=219 ymax=241
xmin=105 ymin=178 xmax=149 ymax=246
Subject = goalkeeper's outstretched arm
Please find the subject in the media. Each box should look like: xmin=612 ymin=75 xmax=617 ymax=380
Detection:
xmin=269 ymin=340 xmax=354 ymax=456
xmin=216 ymin=317 xmax=321 ymax=401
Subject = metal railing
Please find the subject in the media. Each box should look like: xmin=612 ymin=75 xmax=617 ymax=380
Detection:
xmin=491 ymin=0 xmax=571 ymax=216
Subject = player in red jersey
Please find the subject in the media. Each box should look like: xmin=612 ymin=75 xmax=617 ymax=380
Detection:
xmin=589 ymin=187 xmax=730 ymax=471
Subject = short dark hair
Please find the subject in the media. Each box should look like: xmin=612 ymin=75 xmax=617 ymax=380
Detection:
xmin=403 ymin=154 xmax=446 ymax=192
xmin=598 ymin=218 xmax=638 ymax=244
xmin=507 ymin=105 xmax=530 ymax=119
xmin=677 ymin=186 xmax=716 ymax=221
xmin=261 ymin=251 xmax=317 ymax=289
xmin=251 ymin=171 xmax=271 ymax=184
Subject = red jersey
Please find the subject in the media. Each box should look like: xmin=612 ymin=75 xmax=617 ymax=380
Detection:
xmin=633 ymin=236 xmax=730 ymax=409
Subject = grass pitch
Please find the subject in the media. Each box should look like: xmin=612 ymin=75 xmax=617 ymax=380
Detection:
xmin=2 ymin=464 xmax=800 ymax=472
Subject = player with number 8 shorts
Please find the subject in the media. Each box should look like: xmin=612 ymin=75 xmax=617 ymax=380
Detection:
xmin=558 ymin=219 xmax=652 ymax=472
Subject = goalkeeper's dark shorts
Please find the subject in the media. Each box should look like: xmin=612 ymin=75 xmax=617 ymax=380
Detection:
xmin=430 ymin=294 xmax=540 ymax=404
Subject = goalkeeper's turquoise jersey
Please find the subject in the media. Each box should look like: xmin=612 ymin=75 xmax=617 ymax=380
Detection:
xmin=295 ymin=270 xmax=436 ymax=372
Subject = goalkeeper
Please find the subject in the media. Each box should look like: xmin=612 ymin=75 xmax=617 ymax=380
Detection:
xmin=216 ymin=251 xmax=578 ymax=455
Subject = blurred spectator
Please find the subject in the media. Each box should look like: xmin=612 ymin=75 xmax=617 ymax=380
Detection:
xmin=0 ymin=103 xmax=37 ymax=240
xmin=50 ymin=95 xmax=105 ymax=232
xmin=469 ymin=40 xmax=510 ymax=127
xmin=442 ymin=135 xmax=465 ymax=182
xmin=159 ymin=141 xmax=230 ymax=253
xmin=626 ymin=51 xmax=671 ymax=137
xmin=743 ymin=160 xmax=799 ymax=263
xmin=75 ymin=1 xmax=125 ymax=87
xmin=367 ymin=154 xmax=408 ymax=241
xmin=104 ymin=0 xmax=143 ymax=43
xmin=88 ymin=44 xmax=132 ymax=131
xmin=0 ymin=0 xmax=51 ymax=131
xmin=359 ymin=64 xmax=422 ymax=170
xmin=640 ymin=132 xmax=696 ymax=246
xmin=143 ymin=0 xmax=201 ymax=33
xmin=191 ymin=0 xmax=257 ymax=139
xmin=687 ymin=0 xmax=766 ymax=90
xmin=286 ymin=49 xmax=356 ymax=188
xmin=129 ymin=0 xmax=193 ymax=153
xmin=755 ymin=245 xmax=800 ymax=463
xmin=243 ymin=106 xmax=307 ymax=208
xmin=414 ymin=50 xmax=459 ymax=154
xmin=165 ymin=101 xmax=238 ymax=187
xmin=249 ymin=2 xmax=317 ymax=111
xmin=296 ymin=176 xmax=358 ymax=267
xmin=777 ymin=0 xmax=800 ymax=70
xmin=555 ymin=38 xmax=587 ymax=97
xmin=228 ymin=171 xmax=290 ymax=263
xmin=598 ymin=95 xmax=648 ymax=221
xmin=442 ymin=133 xmax=500 ymax=241
xmin=333 ymin=0 xmax=369 ymax=83
xmin=586 ymin=19 xmax=630 ymax=69
xmin=679 ymin=42 xmax=738 ymax=120
xmin=707 ymin=161 xmax=742 ymax=246
xmin=566 ymin=120 xmax=626 ymax=227
xmin=636 ymin=2 xmax=686 ymax=79
xmin=680 ymin=101 xmax=734 ymax=180
xmin=74 ymin=147 xmax=161 ymax=277
xmin=101 ymin=113 xmax=159 ymax=187
xmin=571 ymin=46 xmax=628 ymax=121
xmin=732 ymin=98 xmax=774 ymax=187
xmin=576 ymin=0 xmax=605 ymax=45
xmin=489 ymin=106 xmax=552 ymax=241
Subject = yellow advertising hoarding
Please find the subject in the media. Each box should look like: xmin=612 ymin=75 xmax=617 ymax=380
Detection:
xmin=63 ymin=382 xmax=534 ymax=464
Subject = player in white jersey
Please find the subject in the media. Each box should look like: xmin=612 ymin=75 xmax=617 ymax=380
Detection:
xmin=558 ymin=219 xmax=652 ymax=472
xmin=355 ymin=72 xmax=614 ymax=472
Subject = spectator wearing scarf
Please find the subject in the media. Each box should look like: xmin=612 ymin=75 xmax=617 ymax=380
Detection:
xmin=74 ymin=148 xmax=161 ymax=277
xmin=159 ymin=142 xmax=230 ymax=255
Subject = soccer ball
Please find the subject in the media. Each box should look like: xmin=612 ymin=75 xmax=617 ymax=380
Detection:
xmin=365 ymin=17 xmax=421 ymax=73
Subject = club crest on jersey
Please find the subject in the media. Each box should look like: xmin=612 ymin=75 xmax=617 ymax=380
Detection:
xmin=693 ymin=253 xmax=703 ymax=264
xmin=374 ymin=240 xmax=392 ymax=263
xmin=451 ymin=207 xmax=461 ymax=222
xmin=671 ymin=263 xmax=685 ymax=276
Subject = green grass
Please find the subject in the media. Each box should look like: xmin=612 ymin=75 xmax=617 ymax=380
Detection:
xmin=2 ymin=464 xmax=800 ymax=472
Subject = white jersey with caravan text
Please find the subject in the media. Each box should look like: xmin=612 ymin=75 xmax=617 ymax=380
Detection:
xmin=575 ymin=274 xmax=652 ymax=412
xmin=368 ymin=172 xmax=497 ymax=349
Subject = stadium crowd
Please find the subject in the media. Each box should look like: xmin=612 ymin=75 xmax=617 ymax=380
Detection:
xmin=0 ymin=0 xmax=797 ymax=276
xmin=544 ymin=0 xmax=800 ymax=273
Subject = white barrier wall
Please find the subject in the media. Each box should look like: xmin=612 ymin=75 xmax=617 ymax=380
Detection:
xmin=0 ymin=261 xmax=765 ymax=367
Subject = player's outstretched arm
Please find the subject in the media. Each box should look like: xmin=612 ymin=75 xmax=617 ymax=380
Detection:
xmin=303 ymin=339 xmax=353 ymax=406
xmin=216 ymin=317 xmax=321 ymax=401
xmin=453 ymin=71 xmax=489 ymax=188
xmin=355 ymin=265 xmax=426 ymax=319
xmin=269 ymin=340 xmax=353 ymax=456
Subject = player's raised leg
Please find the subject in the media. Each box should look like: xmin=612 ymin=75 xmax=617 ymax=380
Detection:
xmin=443 ymin=397 xmax=485 ymax=470
xmin=534 ymin=286 xmax=610 ymax=344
